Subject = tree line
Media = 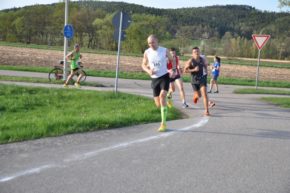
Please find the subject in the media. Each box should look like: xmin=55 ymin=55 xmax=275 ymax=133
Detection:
xmin=0 ymin=1 xmax=289 ymax=59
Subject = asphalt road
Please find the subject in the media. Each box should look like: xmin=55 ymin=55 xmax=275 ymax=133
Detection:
xmin=1 ymin=70 xmax=290 ymax=193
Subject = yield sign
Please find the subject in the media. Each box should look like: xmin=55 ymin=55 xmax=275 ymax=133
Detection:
xmin=252 ymin=34 xmax=271 ymax=50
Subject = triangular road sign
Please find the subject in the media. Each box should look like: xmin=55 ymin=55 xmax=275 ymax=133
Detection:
xmin=252 ymin=34 xmax=271 ymax=50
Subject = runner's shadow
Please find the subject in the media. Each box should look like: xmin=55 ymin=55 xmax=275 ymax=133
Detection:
xmin=168 ymin=128 xmax=290 ymax=140
xmin=254 ymin=129 xmax=290 ymax=140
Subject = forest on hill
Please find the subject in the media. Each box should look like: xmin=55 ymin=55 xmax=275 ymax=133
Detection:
xmin=0 ymin=1 xmax=289 ymax=59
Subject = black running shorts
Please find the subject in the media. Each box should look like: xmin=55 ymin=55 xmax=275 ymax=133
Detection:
xmin=170 ymin=74 xmax=181 ymax=82
xmin=151 ymin=73 xmax=170 ymax=97
xmin=191 ymin=75 xmax=207 ymax=91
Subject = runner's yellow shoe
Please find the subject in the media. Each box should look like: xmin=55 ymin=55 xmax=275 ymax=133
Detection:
xmin=63 ymin=84 xmax=68 ymax=88
xmin=158 ymin=123 xmax=167 ymax=132
xmin=74 ymin=82 xmax=81 ymax=88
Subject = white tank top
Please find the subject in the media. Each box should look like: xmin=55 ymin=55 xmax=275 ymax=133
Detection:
xmin=145 ymin=46 xmax=168 ymax=78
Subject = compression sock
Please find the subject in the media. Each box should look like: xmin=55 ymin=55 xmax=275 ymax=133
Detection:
xmin=161 ymin=106 xmax=168 ymax=124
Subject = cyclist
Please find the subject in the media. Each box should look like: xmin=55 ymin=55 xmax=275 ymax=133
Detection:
xmin=63 ymin=44 xmax=83 ymax=88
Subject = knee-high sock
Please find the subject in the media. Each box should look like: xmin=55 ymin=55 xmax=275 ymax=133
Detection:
xmin=161 ymin=106 xmax=168 ymax=124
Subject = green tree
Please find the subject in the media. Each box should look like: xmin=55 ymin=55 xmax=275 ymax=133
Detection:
xmin=123 ymin=14 xmax=170 ymax=53
xmin=279 ymin=0 xmax=290 ymax=7
xmin=93 ymin=13 xmax=116 ymax=50
xmin=0 ymin=11 xmax=17 ymax=41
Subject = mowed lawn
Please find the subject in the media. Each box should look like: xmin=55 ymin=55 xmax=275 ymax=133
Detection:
xmin=234 ymin=88 xmax=290 ymax=108
xmin=0 ymin=84 xmax=182 ymax=144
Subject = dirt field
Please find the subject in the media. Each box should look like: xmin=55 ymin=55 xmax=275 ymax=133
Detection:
xmin=1 ymin=46 xmax=290 ymax=82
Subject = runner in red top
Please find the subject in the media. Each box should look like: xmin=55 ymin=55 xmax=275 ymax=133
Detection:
xmin=167 ymin=48 xmax=189 ymax=108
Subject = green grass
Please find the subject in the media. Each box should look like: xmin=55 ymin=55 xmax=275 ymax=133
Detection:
xmin=86 ymin=70 xmax=149 ymax=80
xmin=0 ymin=75 xmax=52 ymax=83
xmin=178 ymin=56 xmax=290 ymax=69
xmin=0 ymin=41 xmax=64 ymax=51
xmin=233 ymin=87 xmax=290 ymax=109
xmin=182 ymin=76 xmax=290 ymax=88
xmin=0 ymin=64 xmax=50 ymax=73
xmin=0 ymin=84 xmax=182 ymax=144
xmin=234 ymin=88 xmax=290 ymax=95
xmin=218 ymin=77 xmax=290 ymax=88
xmin=0 ymin=75 xmax=105 ymax=87
xmin=219 ymin=58 xmax=290 ymax=69
xmin=0 ymin=64 xmax=150 ymax=80
xmin=261 ymin=97 xmax=290 ymax=108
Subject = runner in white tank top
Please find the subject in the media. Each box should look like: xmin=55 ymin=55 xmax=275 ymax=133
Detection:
xmin=145 ymin=46 xmax=168 ymax=79
xmin=141 ymin=35 xmax=173 ymax=132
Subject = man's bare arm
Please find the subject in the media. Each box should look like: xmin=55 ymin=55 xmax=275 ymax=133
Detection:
xmin=166 ymin=49 xmax=173 ymax=63
xmin=184 ymin=59 xmax=199 ymax=73
xmin=66 ymin=51 xmax=74 ymax=60
xmin=141 ymin=52 xmax=154 ymax=76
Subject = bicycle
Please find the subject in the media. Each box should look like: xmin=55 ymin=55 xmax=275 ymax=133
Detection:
xmin=48 ymin=60 xmax=87 ymax=83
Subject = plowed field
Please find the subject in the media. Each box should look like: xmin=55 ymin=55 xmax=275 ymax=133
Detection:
xmin=1 ymin=46 xmax=289 ymax=82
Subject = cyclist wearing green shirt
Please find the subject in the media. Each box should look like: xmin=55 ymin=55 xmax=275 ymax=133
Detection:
xmin=64 ymin=44 xmax=84 ymax=88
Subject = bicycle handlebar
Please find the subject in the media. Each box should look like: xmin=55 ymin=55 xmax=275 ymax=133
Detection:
xmin=58 ymin=60 xmax=83 ymax=65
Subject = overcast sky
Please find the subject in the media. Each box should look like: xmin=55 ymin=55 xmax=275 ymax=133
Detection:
xmin=0 ymin=0 xmax=289 ymax=12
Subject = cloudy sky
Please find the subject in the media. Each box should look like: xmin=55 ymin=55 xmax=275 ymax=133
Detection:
xmin=0 ymin=0 xmax=289 ymax=12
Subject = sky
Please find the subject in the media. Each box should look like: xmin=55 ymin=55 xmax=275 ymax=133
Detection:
xmin=0 ymin=0 xmax=289 ymax=12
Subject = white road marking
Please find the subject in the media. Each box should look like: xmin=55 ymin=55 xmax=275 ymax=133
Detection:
xmin=0 ymin=117 xmax=208 ymax=183
xmin=0 ymin=165 xmax=55 ymax=182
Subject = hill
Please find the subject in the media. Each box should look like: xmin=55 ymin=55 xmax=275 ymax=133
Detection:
xmin=0 ymin=1 xmax=289 ymax=59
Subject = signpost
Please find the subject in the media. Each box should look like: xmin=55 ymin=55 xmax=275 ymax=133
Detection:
xmin=64 ymin=24 xmax=74 ymax=39
xmin=252 ymin=34 xmax=271 ymax=89
xmin=63 ymin=0 xmax=69 ymax=81
xmin=112 ymin=11 xmax=131 ymax=41
xmin=112 ymin=11 xmax=131 ymax=93
xmin=63 ymin=24 xmax=74 ymax=80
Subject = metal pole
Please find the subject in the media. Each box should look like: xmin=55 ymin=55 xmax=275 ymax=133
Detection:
xmin=255 ymin=49 xmax=261 ymax=89
xmin=114 ymin=11 xmax=123 ymax=93
xmin=63 ymin=0 xmax=69 ymax=80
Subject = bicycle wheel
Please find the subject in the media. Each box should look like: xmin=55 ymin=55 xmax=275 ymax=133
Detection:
xmin=48 ymin=67 xmax=63 ymax=82
xmin=80 ymin=70 xmax=87 ymax=82
xmin=73 ymin=70 xmax=87 ymax=82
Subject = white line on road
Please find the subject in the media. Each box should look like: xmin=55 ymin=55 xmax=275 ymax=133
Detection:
xmin=0 ymin=117 xmax=209 ymax=183
xmin=0 ymin=165 xmax=55 ymax=183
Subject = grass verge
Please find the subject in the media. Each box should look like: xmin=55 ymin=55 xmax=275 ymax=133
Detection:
xmin=0 ymin=75 xmax=105 ymax=87
xmin=234 ymin=88 xmax=290 ymax=95
xmin=261 ymin=97 xmax=290 ymax=108
xmin=0 ymin=84 xmax=182 ymax=144
xmin=182 ymin=76 xmax=290 ymax=88
xmin=233 ymin=87 xmax=290 ymax=109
